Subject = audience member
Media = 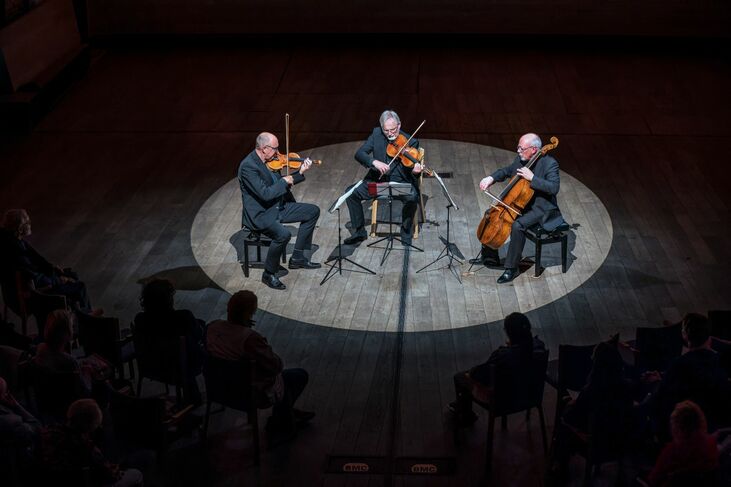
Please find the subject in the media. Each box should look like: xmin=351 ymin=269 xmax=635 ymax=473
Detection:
xmin=0 ymin=376 xmax=40 ymax=464
xmin=449 ymin=312 xmax=546 ymax=426
xmin=646 ymin=400 xmax=719 ymax=487
xmin=133 ymin=278 xmax=204 ymax=404
xmin=643 ymin=313 xmax=731 ymax=438
xmin=40 ymin=398 xmax=143 ymax=487
xmin=0 ymin=209 xmax=97 ymax=313
xmin=547 ymin=338 xmax=635 ymax=480
xmin=206 ymin=290 xmax=314 ymax=434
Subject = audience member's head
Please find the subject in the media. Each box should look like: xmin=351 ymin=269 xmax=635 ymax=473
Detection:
xmin=140 ymin=279 xmax=176 ymax=313
xmin=44 ymin=309 xmax=74 ymax=351
xmin=682 ymin=313 xmax=711 ymax=349
xmin=504 ymin=312 xmax=533 ymax=348
xmin=227 ymin=290 xmax=258 ymax=326
xmin=66 ymin=399 xmax=103 ymax=434
xmin=1 ymin=209 xmax=31 ymax=238
xmin=588 ymin=339 xmax=624 ymax=387
xmin=670 ymin=400 xmax=707 ymax=442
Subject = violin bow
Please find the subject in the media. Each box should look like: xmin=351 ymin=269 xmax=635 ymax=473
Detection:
xmin=285 ymin=113 xmax=290 ymax=177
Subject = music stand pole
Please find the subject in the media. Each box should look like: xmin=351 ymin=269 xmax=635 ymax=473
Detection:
xmin=320 ymin=207 xmax=376 ymax=286
xmin=416 ymin=202 xmax=463 ymax=282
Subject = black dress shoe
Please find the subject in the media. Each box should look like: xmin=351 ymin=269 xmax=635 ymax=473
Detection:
xmin=468 ymin=256 xmax=501 ymax=267
xmin=275 ymin=266 xmax=289 ymax=277
xmin=344 ymin=230 xmax=368 ymax=245
xmin=262 ymin=271 xmax=286 ymax=290
xmin=289 ymin=258 xmax=322 ymax=270
xmin=497 ymin=268 xmax=518 ymax=284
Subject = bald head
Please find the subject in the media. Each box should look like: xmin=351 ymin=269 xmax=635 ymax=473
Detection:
xmin=256 ymin=132 xmax=277 ymax=150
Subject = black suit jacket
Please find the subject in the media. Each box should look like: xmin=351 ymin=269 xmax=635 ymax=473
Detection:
xmin=355 ymin=128 xmax=419 ymax=185
xmin=0 ymin=229 xmax=57 ymax=289
xmin=238 ymin=150 xmax=305 ymax=230
xmin=490 ymin=154 xmax=565 ymax=231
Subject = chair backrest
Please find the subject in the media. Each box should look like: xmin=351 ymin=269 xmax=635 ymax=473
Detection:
xmin=203 ymin=355 xmax=255 ymax=412
xmin=77 ymin=313 xmax=121 ymax=365
xmin=493 ymin=348 xmax=549 ymax=416
xmin=0 ymin=271 xmax=32 ymax=319
xmin=710 ymin=337 xmax=731 ymax=379
xmin=635 ymin=323 xmax=683 ymax=372
xmin=558 ymin=343 xmax=595 ymax=393
xmin=30 ymin=289 xmax=67 ymax=339
xmin=132 ymin=333 xmax=186 ymax=388
xmin=667 ymin=468 xmax=719 ymax=487
xmin=709 ymin=310 xmax=731 ymax=341
xmin=108 ymin=386 xmax=167 ymax=449
xmin=30 ymin=362 xmax=85 ymax=421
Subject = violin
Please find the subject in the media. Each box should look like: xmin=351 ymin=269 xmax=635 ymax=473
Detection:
xmin=266 ymin=152 xmax=322 ymax=172
xmin=476 ymin=136 xmax=559 ymax=249
xmin=386 ymin=133 xmax=434 ymax=176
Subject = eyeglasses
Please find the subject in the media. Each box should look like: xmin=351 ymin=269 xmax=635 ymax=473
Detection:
xmin=382 ymin=125 xmax=400 ymax=134
xmin=264 ymin=145 xmax=279 ymax=152
xmin=516 ymin=146 xmax=535 ymax=153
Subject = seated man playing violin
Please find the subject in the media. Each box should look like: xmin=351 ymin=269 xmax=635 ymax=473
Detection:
xmin=344 ymin=110 xmax=425 ymax=246
xmin=475 ymin=133 xmax=566 ymax=284
xmin=238 ymin=132 xmax=321 ymax=291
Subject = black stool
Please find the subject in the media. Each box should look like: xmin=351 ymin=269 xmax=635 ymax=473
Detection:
xmin=240 ymin=227 xmax=286 ymax=278
xmin=525 ymin=223 xmax=570 ymax=277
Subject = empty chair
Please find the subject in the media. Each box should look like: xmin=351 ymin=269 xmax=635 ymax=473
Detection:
xmin=545 ymin=343 xmax=596 ymax=424
xmin=202 ymin=356 xmax=261 ymax=465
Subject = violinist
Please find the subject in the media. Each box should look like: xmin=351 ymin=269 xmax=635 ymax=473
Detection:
xmin=474 ymin=133 xmax=566 ymax=284
xmin=238 ymin=132 xmax=321 ymax=291
xmin=344 ymin=110 xmax=424 ymax=246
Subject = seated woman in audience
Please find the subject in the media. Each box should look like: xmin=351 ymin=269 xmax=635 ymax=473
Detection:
xmin=133 ymin=279 xmax=204 ymax=403
xmin=34 ymin=309 xmax=92 ymax=395
xmin=547 ymin=337 xmax=635 ymax=480
xmin=0 ymin=209 xmax=98 ymax=314
xmin=450 ymin=312 xmax=547 ymax=426
xmin=40 ymin=398 xmax=143 ymax=487
xmin=645 ymin=400 xmax=719 ymax=487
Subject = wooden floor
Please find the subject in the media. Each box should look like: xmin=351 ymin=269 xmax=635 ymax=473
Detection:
xmin=192 ymin=139 xmax=610 ymax=332
xmin=1 ymin=40 xmax=730 ymax=487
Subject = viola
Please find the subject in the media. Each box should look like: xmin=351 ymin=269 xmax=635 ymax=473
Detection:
xmin=386 ymin=134 xmax=434 ymax=176
xmin=266 ymin=152 xmax=322 ymax=172
xmin=476 ymin=137 xmax=559 ymax=249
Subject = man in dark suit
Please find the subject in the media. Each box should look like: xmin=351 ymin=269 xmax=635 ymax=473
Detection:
xmin=343 ymin=110 xmax=424 ymax=246
xmin=474 ymin=133 xmax=566 ymax=283
xmin=238 ymin=132 xmax=321 ymax=290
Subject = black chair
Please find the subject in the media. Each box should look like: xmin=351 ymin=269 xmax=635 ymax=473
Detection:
xmin=133 ymin=333 xmax=189 ymax=406
xmin=525 ymin=223 xmax=570 ymax=277
xmin=545 ymin=343 xmax=596 ymax=424
xmin=1 ymin=271 xmax=32 ymax=335
xmin=469 ymin=349 xmax=550 ymax=473
xmin=77 ymin=312 xmax=135 ymax=380
xmin=108 ymin=385 xmax=196 ymax=463
xmin=709 ymin=310 xmax=731 ymax=340
xmin=202 ymin=356 xmax=261 ymax=465
xmin=633 ymin=323 xmax=683 ymax=372
xmin=237 ymin=226 xmax=287 ymax=278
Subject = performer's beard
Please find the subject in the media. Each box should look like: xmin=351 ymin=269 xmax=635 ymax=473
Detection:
xmin=387 ymin=134 xmax=397 ymax=141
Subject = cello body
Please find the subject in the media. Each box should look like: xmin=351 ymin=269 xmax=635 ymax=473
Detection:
xmin=476 ymin=137 xmax=559 ymax=250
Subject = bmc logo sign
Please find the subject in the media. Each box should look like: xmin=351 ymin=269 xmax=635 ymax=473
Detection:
xmin=411 ymin=464 xmax=438 ymax=474
xmin=343 ymin=463 xmax=370 ymax=473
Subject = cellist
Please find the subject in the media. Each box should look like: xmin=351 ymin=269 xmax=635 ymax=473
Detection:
xmin=473 ymin=133 xmax=566 ymax=283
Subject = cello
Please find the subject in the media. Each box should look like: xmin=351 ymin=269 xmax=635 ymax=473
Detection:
xmin=476 ymin=137 xmax=559 ymax=249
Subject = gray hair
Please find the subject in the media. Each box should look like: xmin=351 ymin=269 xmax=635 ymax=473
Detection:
xmin=255 ymin=133 xmax=272 ymax=149
xmin=523 ymin=133 xmax=542 ymax=149
xmin=379 ymin=110 xmax=400 ymax=128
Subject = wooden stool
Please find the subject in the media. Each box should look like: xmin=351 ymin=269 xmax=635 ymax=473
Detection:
xmin=240 ymin=227 xmax=286 ymax=278
xmin=525 ymin=223 xmax=570 ymax=277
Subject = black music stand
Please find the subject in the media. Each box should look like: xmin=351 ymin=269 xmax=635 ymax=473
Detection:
xmin=416 ymin=170 xmax=464 ymax=283
xmin=321 ymin=182 xmax=376 ymax=285
xmin=367 ymin=182 xmax=423 ymax=266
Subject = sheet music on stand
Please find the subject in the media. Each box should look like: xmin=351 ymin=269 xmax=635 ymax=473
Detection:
xmin=431 ymin=171 xmax=459 ymax=210
xmin=368 ymin=181 xmax=412 ymax=198
xmin=329 ymin=181 xmax=363 ymax=214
